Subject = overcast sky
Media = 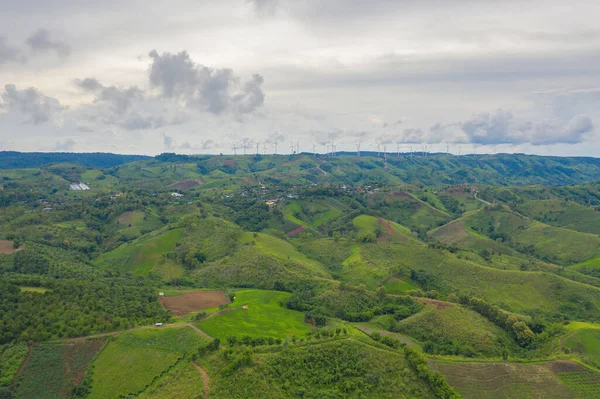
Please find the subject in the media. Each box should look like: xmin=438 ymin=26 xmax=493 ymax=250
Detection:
xmin=0 ymin=0 xmax=599 ymax=156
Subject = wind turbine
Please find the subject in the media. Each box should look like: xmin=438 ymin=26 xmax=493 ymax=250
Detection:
xmin=356 ymin=142 xmax=361 ymax=157
xmin=383 ymin=143 xmax=387 ymax=159
xmin=232 ymin=143 xmax=238 ymax=155
xmin=295 ymin=141 xmax=301 ymax=154
xmin=273 ymin=134 xmax=280 ymax=155
xmin=446 ymin=144 xmax=450 ymax=155
xmin=396 ymin=144 xmax=401 ymax=158
xmin=312 ymin=143 xmax=317 ymax=155
xmin=290 ymin=143 xmax=295 ymax=154
xmin=254 ymin=141 xmax=260 ymax=155
xmin=262 ymin=142 xmax=267 ymax=155
xmin=375 ymin=140 xmax=381 ymax=157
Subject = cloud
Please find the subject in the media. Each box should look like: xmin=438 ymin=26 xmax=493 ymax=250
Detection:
xmin=422 ymin=110 xmax=594 ymax=145
xmin=0 ymin=36 xmax=23 ymax=64
xmin=26 ymin=29 xmax=71 ymax=58
xmin=0 ymin=84 xmax=65 ymax=124
xmin=247 ymin=0 xmax=278 ymax=15
xmin=54 ymin=138 xmax=76 ymax=151
xmin=162 ymin=132 xmax=174 ymax=150
xmin=148 ymin=50 xmax=265 ymax=115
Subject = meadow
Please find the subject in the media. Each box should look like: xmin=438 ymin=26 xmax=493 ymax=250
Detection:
xmin=195 ymin=290 xmax=312 ymax=339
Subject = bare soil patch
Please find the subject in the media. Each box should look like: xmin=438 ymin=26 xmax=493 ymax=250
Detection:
xmin=0 ymin=240 xmax=20 ymax=254
xmin=193 ymin=362 xmax=210 ymax=399
xmin=170 ymin=179 xmax=202 ymax=190
xmin=548 ymin=360 xmax=584 ymax=373
xmin=415 ymin=297 xmax=454 ymax=310
xmin=161 ymin=290 xmax=230 ymax=316
xmin=223 ymin=160 xmax=236 ymax=167
xmin=434 ymin=221 xmax=469 ymax=245
xmin=117 ymin=211 xmax=134 ymax=225
xmin=287 ymin=225 xmax=306 ymax=236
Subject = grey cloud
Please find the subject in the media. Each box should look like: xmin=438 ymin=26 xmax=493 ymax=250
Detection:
xmin=26 ymin=29 xmax=71 ymax=58
xmin=0 ymin=84 xmax=65 ymax=124
xmin=0 ymin=37 xmax=23 ymax=64
xmin=424 ymin=110 xmax=594 ymax=145
xmin=162 ymin=132 xmax=174 ymax=150
xmin=54 ymin=138 xmax=76 ymax=151
xmin=247 ymin=0 xmax=278 ymax=15
xmin=148 ymin=50 xmax=265 ymax=115
xmin=74 ymin=77 xmax=102 ymax=91
xmin=75 ymin=77 xmax=143 ymax=113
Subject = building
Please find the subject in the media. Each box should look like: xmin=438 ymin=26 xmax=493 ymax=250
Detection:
xmin=69 ymin=183 xmax=90 ymax=191
xmin=171 ymin=192 xmax=184 ymax=197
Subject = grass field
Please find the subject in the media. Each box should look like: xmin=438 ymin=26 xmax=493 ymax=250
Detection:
xmin=0 ymin=343 xmax=28 ymax=388
xmin=395 ymin=304 xmax=516 ymax=357
xmin=195 ymin=290 xmax=311 ymax=339
xmin=564 ymin=328 xmax=600 ymax=367
xmin=19 ymin=286 xmax=51 ymax=293
xmin=207 ymin=338 xmax=436 ymax=398
xmin=239 ymin=232 xmax=329 ymax=277
xmin=15 ymin=340 xmax=106 ymax=399
xmin=431 ymin=360 xmax=597 ymax=399
xmin=361 ymin=241 xmax=600 ymax=321
xmin=383 ymin=276 xmax=418 ymax=294
xmin=94 ymin=228 xmax=184 ymax=276
xmin=518 ymin=199 xmax=600 ymax=235
xmin=137 ymin=361 xmax=204 ymax=399
xmin=89 ymin=327 xmax=206 ymax=399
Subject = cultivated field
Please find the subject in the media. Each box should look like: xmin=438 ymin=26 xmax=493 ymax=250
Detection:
xmin=160 ymin=290 xmax=230 ymax=316
xmin=431 ymin=360 xmax=600 ymax=398
xmin=88 ymin=327 xmax=206 ymax=399
xmin=15 ymin=339 xmax=106 ymax=399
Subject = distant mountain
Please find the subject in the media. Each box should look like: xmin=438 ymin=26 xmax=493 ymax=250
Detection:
xmin=0 ymin=151 xmax=150 ymax=169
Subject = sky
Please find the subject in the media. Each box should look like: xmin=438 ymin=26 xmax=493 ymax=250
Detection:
xmin=0 ymin=0 xmax=599 ymax=156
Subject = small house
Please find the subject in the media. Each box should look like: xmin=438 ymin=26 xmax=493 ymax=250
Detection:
xmin=159 ymin=292 xmax=165 ymax=297
xmin=155 ymin=322 xmax=163 ymax=327
xmin=171 ymin=192 xmax=184 ymax=197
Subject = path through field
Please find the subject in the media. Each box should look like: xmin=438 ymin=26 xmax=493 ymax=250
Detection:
xmin=474 ymin=191 xmax=492 ymax=206
xmin=193 ymin=362 xmax=210 ymax=399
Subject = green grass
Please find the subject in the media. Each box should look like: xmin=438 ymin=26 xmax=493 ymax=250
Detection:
xmin=383 ymin=277 xmax=418 ymax=294
xmin=137 ymin=361 xmax=204 ymax=399
xmin=239 ymin=232 xmax=329 ymax=277
xmin=19 ymin=286 xmax=51 ymax=293
xmin=89 ymin=327 xmax=206 ymax=399
xmin=518 ymin=199 xmax=600 ymax=235
xmin=15 ymin=340 xmax=106 ymax=399
xmin=352 ymin=214 xmax=380 ymax=235
xmin=94 ymin=228 xmax=184 ymax=276
xmin=564 ymin=329 xmax=600 ymax=367
xmin=195 ymin=290 xmax=311 ymax=339
xmin=395 ymin=304 xmax=516 ymax=357
xmin=0 ymin=343 xmax=28 ymax=387
xmin=361 ymin=241 xmax=600 ymax=321
xmin=207 ymin=338 xmax=436 ymax=398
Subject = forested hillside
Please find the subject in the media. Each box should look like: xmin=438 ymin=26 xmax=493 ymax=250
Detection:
xmin=2 ymin=152 xmax=600 ymax=398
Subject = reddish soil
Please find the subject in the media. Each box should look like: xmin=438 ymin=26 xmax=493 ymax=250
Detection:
xmin=415 ymin=297 xmax=454 ymax=310
xmin=287 ymin=225 xmax=306 ymax=236
xmin=170 ymin=179 xmax=202 ymax=190
xmin=160 ymin=290 xmax=230 ymax=316
xmin=223 ymin=160 xmax=236 ymax=167
xmin=0 ymin=240 xmax=21 ymax=254
xmin=377 ymin=217 xmax=399 ymax=242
